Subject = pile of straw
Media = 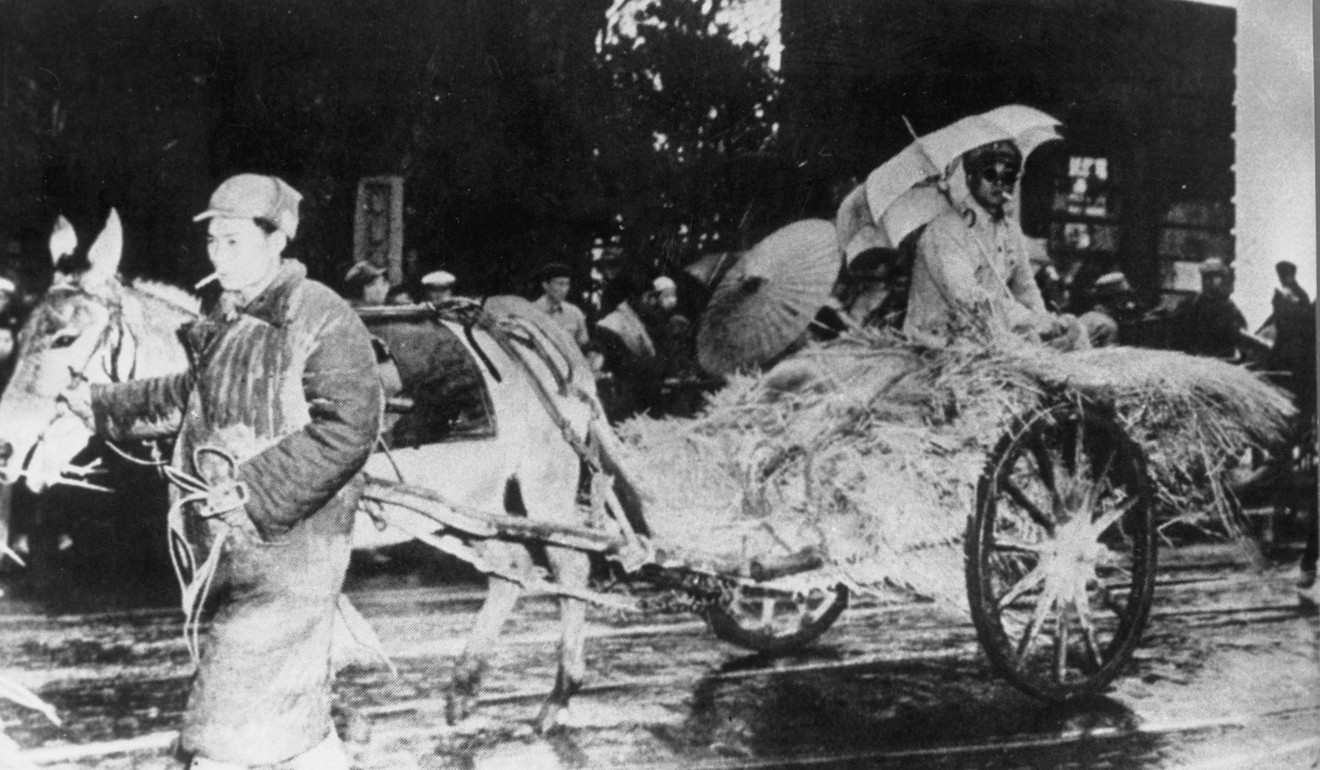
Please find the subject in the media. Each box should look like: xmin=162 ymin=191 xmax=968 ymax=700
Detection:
xmin=615 ymin=333 xmax=1295 ymax=601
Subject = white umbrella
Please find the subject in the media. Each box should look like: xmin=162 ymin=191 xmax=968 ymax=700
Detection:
xmin=837 ymin=105 xmax=1063 ymax=261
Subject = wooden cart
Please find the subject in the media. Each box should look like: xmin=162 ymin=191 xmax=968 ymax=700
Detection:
xmin=361 ymin=390 xmax=1157 ymax=703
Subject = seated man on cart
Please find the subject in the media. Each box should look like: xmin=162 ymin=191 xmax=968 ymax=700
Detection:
xmin=904 ymin=140 xmax=1088 ymax=351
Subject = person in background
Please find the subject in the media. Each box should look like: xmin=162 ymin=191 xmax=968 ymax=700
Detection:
xmin=1257 ymin=260 xmax=1317 ymax=597
xmin=592 ymin=247 xmax=630 ymax=317
xmin=0 ymin=275 xmax=18 ymax=319
xmin=1266 ymin=260 xmax=1315 ymax=408
xmin=343 ymin=261 xmax=390 ymax=306
xmin=840 ymin=246 xmax=911 ymax=330
xmin=646 ymin=275 xmax=692 ymax=367
xmin=0 ymin=314 xmax=18 ymax=393
xmin=594 ymin=274 xmax=676 ymax=421
xmin=1182 ymin=258 xmax=1246 ymax=359
xmin=1077 ymin=271 xmax=1136 ymax=348
xmin=904 ymin=140 xmax=1088 ymax=351
xmin=386 ymin=285 xmax=416 ymax=305
xmin=62 ymin=173 xmax=382 ymax=770
xmin=532 ymin=262 xmax=589 ymax=349
xmin=420 ymin=270 xmax=457 ymax=304
xmin=1034 ymin=263 xmax=1065 ymax=314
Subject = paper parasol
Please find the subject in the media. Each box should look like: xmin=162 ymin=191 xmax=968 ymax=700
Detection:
xmin=696 ymin=220 xmax=840 ymax=375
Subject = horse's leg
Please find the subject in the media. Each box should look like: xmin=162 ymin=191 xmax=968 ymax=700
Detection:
xmin=0 ymin=483 xmax=14 ymax=569
xmin=536 ymin=545 xmax=590 ymax=733
xmin=520 ymin=445 xmax=592 ymax=733
xmin=446 ymin=541 xmax=530 ymax=725
xmin=27 ymin=493 xmax=68 ymax=590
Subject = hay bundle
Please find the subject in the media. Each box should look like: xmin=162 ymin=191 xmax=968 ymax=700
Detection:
xmin=615 ymin=333 xmax=1295 ymax=602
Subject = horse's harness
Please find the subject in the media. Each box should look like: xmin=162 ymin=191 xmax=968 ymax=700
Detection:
xmin=436 ymin=300 xmax=606 ymax=477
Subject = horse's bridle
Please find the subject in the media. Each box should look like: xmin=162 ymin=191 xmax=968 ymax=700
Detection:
xmin=19 ymin=289 xmax=142 ymax=481
xmin=65 ymin=291 xmax=137 ymax=389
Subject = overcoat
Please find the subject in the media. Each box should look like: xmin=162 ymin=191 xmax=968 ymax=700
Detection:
xmin=91 ymin=260 xmax=382 ymax=764
xmin=903 ymin=197 xmax=1048 ymax=346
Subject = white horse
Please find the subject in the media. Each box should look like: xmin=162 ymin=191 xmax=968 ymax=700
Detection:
xmin=0 ymin=210 xmax=602 ymax=731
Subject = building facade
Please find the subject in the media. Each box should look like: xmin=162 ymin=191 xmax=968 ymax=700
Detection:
xmin=779 ymin=0 xmax=1235 ymax=302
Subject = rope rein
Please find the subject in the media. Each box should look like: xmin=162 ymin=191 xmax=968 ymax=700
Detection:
xmin=47 ymin=292 xmax=238 ymax=666
xmin=160 ymin=448 xmax=248 ymax=666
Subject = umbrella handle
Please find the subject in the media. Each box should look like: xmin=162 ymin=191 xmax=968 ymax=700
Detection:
xmin=903 ymin=114 xmax=954 ymax=188
xmin=902 ymin=115 xmax=920 ymax=142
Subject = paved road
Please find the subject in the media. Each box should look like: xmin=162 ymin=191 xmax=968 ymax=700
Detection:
xmin=1 ymin=541 xmax=1317 ymax=769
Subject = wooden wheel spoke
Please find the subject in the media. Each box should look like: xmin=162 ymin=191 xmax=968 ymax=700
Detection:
xmin=1073 ymin=602 xmax=1106 ymax=671
xmin=1028 ymin=434 xmax=1058 ymax=495
xmin=1014 ymin=592 xmax=1056 ymax=665
xmin=997 ymin=564 xmax=1048 ymax=610
xmin=1064 ymin=416 xmax=1085 ymax=475
xmin=992 ymin=537 xmax=1041 ymax=555
xmin=1103 ymin=562 xmax=1134 ymax=583
xmin=1090 ymin=495 xmax=1139 ymax=539
xmin=1003 ymin=477 xmax=1055 ymax=533
xmin=1077 ymin=451 xmax=1117 ymax=514
xmin=1053 ymin=603 xmax=1070 ymax=683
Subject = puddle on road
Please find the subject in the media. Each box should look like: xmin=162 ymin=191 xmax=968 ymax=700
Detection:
xmin=652 ymin=651 xmax=1146 ymax=760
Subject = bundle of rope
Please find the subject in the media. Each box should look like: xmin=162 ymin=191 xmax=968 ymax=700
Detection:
xmin=158 ymin=448 xmax=249 ymax=666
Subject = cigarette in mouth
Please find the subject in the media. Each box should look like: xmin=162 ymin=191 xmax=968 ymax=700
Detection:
xmin=194 ymin=273 xmax=221 ymax=290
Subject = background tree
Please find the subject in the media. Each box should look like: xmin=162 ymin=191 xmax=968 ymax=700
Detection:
xmin=594 ymin=0 xmax=783 ymax=283
xmin=0 ymin=0 xmax=786 ymax=306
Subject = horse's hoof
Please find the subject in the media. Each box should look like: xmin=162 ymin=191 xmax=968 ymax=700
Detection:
xmin=340 ymin=706 xmax=372 ymax=744
xmin=535 ymin=702 xmax=569 ymax=734
xmin=445 ymin=692 xmax=477 ymax=726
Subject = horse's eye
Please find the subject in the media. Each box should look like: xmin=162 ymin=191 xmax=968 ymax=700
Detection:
xmin=50 ymin=333 xmax=79 ymax=349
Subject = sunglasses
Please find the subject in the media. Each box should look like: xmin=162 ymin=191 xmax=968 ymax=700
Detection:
xmin=978 ymin=167 xmax=1019 ymax=186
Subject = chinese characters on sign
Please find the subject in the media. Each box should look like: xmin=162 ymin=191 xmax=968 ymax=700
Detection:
xmin=353 ymin=176 xmax=404 ymax=284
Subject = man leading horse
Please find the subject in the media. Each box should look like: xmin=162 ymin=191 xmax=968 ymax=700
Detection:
xmin=62 ymin=173 xmax=382 ymax=770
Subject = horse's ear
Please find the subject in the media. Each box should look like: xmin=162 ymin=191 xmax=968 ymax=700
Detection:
xmin=49 ymin=214 xmax=77 ymax=266
xmin=83 ymin=209 xmax=124 ymax=289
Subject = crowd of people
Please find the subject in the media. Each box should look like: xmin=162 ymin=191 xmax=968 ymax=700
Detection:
xmin=336 ymin=253 xmax=697 ymax=424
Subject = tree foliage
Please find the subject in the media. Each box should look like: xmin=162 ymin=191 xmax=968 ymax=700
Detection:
xmin=594 ymin=0 xmax=781 ymax=277
xmin=0 ymin=0 xmax=781 ymax=299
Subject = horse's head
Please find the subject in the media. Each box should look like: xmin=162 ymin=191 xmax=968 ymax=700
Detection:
xmin=0 ymin=210 xmax=147 ymax=491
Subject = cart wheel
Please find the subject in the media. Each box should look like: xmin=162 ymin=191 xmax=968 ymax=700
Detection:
xmin=705 ymin=582 xmax=849 ymax=655
xmin=967 ymin=400 xmax=1156 ymax=701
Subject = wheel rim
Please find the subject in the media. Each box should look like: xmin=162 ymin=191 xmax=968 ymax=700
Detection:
xmin=974 ymin=404 xmax=1154 ymax=697
xmin=721 ymin=583 xmax=844 ymax=640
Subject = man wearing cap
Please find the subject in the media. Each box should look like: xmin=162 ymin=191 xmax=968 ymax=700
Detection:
xmin=1183 ymin=257 xmax=1246 ymax=359
xmin=1262 ymin=260 xmax=1318 ymax=595
xmin=533 ymin=262 xmax=589 ymax=349
xmin=421 ymin=270 xmax=457 ymax=304
xmin=904 ymin=140 xmax=1087 ymax=351
xmin=64 ymin=173 xmax=382 ymax=769
xmin=344 ymin=260 xmax=390 ymax=306
xmin=1077 ymin=271 xmax=1136 ymax=347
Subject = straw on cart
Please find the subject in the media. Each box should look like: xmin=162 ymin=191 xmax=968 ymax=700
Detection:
xmin=615 ymin=332 xmax=1296 ymax=604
